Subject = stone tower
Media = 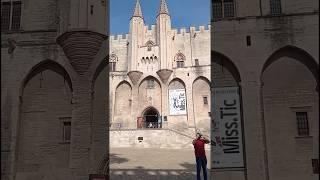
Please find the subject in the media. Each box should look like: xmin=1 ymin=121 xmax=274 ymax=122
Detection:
xmin=128 ymin=0 xmax=145 ymax=71
xmin=156 ymin=0 xmax=172 ymax=70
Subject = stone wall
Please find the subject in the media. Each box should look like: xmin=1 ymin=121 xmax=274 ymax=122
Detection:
xmin=110 ymin=129 xmax=206 ymax=150
xmin=212 ymin=11 xmax=319 ymax=180
xmin=1 ymin=0 xmax=108 ymax=180
xmin=110 ymin=65 xmax=211 ymax=130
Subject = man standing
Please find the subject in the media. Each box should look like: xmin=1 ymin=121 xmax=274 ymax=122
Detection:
xmin=193 ymin=132 xmax=210 ymax=180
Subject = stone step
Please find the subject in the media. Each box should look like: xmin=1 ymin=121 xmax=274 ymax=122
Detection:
xmin=110 ymin=129 xmax=211 ymax=150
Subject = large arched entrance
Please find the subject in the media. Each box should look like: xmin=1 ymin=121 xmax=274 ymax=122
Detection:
xmin=142 ymin=107 xmax=160 ymax=128
xmin=261 ymin=46 xmax=319 ymax=180
xmin=17 ymin=60 xmax=73 ymax=179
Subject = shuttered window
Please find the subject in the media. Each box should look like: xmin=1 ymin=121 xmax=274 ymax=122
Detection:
xmin=1 ymin=1 xmax=21 ymax=31
xmin=296 ymin=112 xmax=309 ymax=136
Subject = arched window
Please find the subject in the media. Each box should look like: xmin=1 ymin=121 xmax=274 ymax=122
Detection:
xmin=174 ymin=52 xmax=186 ymax=68
xmin=109 ymin=53 xmax=118 ymax=72
xmin=146 ymin=57 xmax=150 ymax=64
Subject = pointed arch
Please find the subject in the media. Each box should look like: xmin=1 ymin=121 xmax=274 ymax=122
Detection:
xmin=174 ymin=52 xmax=186 ymax=61
xmin=116 ymin=80 xmax=132 ymax=90
xmin=211 ymin=51 xmax=241 ymax=87
xmin=168 ymin=78 xmax=186 ymax=89
xmin=21 ymin=59 xmax=73 ymax=94
xmin=138 ymin=76 xmax=162 ymax=120
xmin=138 ymin=75 xmax=162 ymax=88
xmin=261 ymin=45 xmax=319 ymax=86
xmin=260 ymin=46 xmax=319 ymax=180
xmin=17 ymin=59 xmax=73 ymax=178
xmin=192 ymin=76 xmax=211 ymax=135
xmin=192 ymin=76 xmax=211 ymax=85
xmin=141 ymin=106 xmax=159 ymax=117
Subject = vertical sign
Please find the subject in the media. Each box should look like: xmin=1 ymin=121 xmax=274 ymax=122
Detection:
xmin=211 ymin=87 xmax=244 ymax=168
xmin=169 ymin=89 xmax=187 ymax=115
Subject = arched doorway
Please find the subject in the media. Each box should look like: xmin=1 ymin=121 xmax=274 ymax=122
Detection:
xmin=17 ymin=60 xmax=73 ymax=179
xmin=261 ymin=46 xmax=319 ymax=180
xmin=142 ymin=107 xmax=160 ymax=128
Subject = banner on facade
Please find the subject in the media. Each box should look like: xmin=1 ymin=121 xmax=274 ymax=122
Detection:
xmin=211 ymin=87 xmax=245 ymax=168
xmin=169 ymin=89 xmax=186 ymax=115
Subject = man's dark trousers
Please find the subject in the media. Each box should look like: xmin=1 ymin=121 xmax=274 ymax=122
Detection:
xmin=196 ymin=156 xmax=207 ymax=180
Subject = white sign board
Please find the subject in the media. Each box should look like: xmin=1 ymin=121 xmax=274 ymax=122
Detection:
xmin=169 ymin=89 xmax=186 ymax=115
xmin=211 ymin=87 xmax=244 ymax=168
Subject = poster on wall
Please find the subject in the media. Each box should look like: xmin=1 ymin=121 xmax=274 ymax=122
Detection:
xmin=169 ymin=89 xmax=187 ymax=115
xmin=211 ymin=87 xmax=245 ymax=169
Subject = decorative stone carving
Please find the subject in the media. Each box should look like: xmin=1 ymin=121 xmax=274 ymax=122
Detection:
xmin=174 ymin=51 xmax=186 ymax=61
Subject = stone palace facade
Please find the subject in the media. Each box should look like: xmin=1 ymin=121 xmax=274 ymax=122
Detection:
xmin=1 ymin=0 xmax=319 ymax=180
xmin=109 ymin=0 xmax=211 ymax=137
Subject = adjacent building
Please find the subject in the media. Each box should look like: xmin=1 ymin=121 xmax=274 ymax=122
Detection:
xmin=1 ymin=0 xmax=318 ymax=180
xmin=1 ymin=0 xmax=108 ymax=180
xmin=109 ymin=0 xmax=211 ymax=138
xmin=211 ymin=0 xmax=319 ymax=180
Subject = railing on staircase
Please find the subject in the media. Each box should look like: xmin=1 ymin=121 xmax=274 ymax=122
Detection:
xmin=109 ymin=121 xmax=211 ymax=142
xmin=165 ymin=121 xmax=196 ymax=139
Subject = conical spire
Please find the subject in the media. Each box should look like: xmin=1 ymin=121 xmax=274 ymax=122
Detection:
xmin=158 ymin=0 xmax=169 ymax=15
xmin=132 ymin=0 xmax=143 ymax=18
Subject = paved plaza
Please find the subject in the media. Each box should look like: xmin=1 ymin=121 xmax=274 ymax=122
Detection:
xmin=110 ymin=147 xmax=211 ymax=180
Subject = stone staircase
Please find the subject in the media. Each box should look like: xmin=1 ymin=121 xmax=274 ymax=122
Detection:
xmin=110 ymin=129 xmax=194 ymax=149
xmin=110 ymin=123 xmax=211 ymax=150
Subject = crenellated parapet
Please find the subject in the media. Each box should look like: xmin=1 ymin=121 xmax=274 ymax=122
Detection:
xmin=144 ymin=25 xmax=157 ymax=33
xmin=172 ymin=25 xmax=211 ymax=37
xmin=110 ymin=34 xmax=129 ymax=42
xmin=109 ymin=23 xmax=211 ymax=72
xmin=110 ymin=24 xmax=210 ymax=46
xmin=144 ymin=25 xmax=157 ymax=41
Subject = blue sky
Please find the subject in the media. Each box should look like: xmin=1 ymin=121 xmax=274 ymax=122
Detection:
xmin=110 ymin=0 xmax=210 ymax=35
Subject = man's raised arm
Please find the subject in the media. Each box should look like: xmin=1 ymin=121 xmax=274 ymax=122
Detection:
xmin=202 ymin=136 xmax=210 ymax=144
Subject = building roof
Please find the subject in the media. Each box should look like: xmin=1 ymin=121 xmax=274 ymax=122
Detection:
xmin=158 ymin=0 xmax=170 ymax=15
xmin=132 ymin=0 xmax=143 ymax=18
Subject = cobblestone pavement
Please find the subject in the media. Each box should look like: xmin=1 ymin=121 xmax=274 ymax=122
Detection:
xmin=110 ymin=147 xmax=211 ymax=180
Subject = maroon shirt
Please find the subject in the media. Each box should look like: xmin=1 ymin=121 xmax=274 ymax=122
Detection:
xmin=193 ymin=139 xmax=206 ymax=158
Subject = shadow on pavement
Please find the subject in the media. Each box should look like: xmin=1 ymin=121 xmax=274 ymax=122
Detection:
xmin=110 ymin=163 xmax=210 ymax=180
xmin=110 ymin=167 xmax=195 ymax=180
xmin=180 ymin=162 xmax=196 ymax=170
xmin=109 ymin=154 xmax=129 ymax=165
